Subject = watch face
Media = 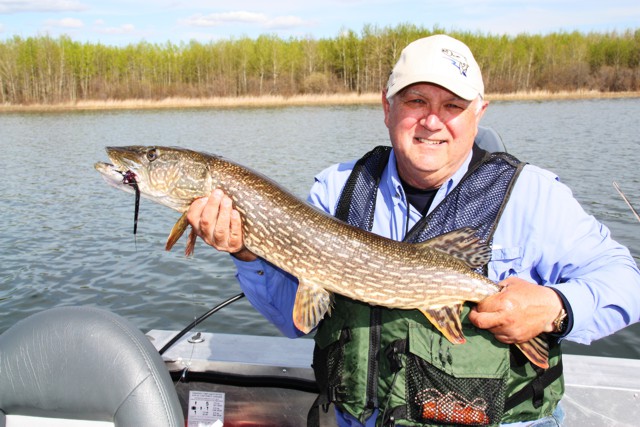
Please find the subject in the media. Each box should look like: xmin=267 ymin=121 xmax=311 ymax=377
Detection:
xmin=553 ymin=309 xmax=567 ymax=334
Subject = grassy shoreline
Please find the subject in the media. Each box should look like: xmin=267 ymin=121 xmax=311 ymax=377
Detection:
xmin=2 ymin=90 xmax=639 ymax=113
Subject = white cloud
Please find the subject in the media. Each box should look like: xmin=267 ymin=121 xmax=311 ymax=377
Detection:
xmin=264 ymin=15 xmax=306 ymax=30
xmin=0 ymin=0 xmax=87 ymax=14
xmin=96 ymin=23 xmax=136 ymax=35
xmin=45 ymin=17 xmax=84 ymax=28
xmin=180 ymin=10 xmax=309 ymax=32
xmin=182 ymin=11 xmax=268 ymax=27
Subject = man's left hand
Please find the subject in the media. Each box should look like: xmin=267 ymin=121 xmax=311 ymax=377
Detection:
xmin=468 ymin=277 xmax=564 ymax=343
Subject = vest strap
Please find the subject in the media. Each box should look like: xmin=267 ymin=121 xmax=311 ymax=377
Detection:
xmin=307 ymin=394 xmax=324 ymax=427
xmin=504 ymin=358 xmax=564 ymax=411
xmin=384 ymin=339 xmax=407 ymax=373
xmin=335 ymin=146 xmax=391 ymax=225
xmin=382 ymin=405 xmax=407 ymax=427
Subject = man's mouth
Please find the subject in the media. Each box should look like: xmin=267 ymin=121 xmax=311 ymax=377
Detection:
xmin=416 ymin=137 xmax=446 ymax=145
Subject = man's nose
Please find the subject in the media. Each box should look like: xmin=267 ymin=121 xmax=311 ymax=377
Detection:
xmin=419 ymin=109 xmax=444 ymax=130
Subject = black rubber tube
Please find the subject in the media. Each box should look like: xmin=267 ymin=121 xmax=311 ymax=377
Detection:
xmin=158 ymin=292 xmax=245 ymax=355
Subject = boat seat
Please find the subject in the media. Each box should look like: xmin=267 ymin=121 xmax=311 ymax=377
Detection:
xmin=0 ymin=306 xmax=184 ymax=427
xmin=476 ymin=126 xmax=507 ymax=153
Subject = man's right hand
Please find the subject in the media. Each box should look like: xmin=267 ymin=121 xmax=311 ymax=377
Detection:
xmin=186 ymin=189 xmax=257 ymax=262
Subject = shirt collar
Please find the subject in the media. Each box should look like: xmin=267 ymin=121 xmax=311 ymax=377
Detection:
xmin=384 ymin=148 xmax=474 ymax=209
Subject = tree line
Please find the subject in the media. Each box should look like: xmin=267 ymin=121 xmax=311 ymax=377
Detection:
xmin=0 ymin=24 xmax=639 ymax=105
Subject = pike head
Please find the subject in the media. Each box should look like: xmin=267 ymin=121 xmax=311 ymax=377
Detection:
xmin=95 ymin=146 xmax=215 ymax=254
xmin=94 ymin=146 xmax=212 ymax=213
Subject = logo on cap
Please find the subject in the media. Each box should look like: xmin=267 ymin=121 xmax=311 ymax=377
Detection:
xmin=442 ymin=48 xmax=469 ymax=77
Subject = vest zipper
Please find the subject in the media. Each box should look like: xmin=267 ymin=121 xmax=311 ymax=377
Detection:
xmin=366 ymin=306 xmax=382 ymax=412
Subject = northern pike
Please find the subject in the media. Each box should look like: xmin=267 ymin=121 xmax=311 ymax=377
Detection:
xmin=95 ymin=146 xmax=549 ymax=368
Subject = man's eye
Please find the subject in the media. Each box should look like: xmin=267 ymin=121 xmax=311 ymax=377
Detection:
xmin=445 ymin=103 xmax=465 ymax=110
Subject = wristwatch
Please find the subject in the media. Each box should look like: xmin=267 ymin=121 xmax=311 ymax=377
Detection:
xmin=552 ymin=309 xmax=568 ymax=334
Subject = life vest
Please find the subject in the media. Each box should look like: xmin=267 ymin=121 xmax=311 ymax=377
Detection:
xmin=311 ymin=146 xmax=563 ymax=426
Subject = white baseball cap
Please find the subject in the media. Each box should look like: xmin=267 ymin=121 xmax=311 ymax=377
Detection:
xmin=386 ymin=34 xmax=484 ymax=101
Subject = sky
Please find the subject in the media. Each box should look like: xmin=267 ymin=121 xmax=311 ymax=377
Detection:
xmin=1 ymin=0 xmax=639 ymax=46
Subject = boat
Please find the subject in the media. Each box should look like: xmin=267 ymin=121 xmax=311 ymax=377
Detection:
xmin=1 ymin=299 xmax=638 ymax=427
xmin=149 ymin=328 xmax=640 ymax=427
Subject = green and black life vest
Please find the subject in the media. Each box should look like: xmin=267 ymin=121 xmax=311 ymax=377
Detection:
xmin=311 ymin=145 xmax=563 ymax=426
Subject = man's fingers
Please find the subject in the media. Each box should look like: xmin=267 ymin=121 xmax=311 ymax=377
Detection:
xmin=469 ymin=306 xmax=503 ymax=330
xmin=185 ymin=188 xmax=253 ymax=259
xmin=229 ymin=209 xmax=244 ymax=250
xmin=186 ymin=195 xmax=209 ymax=234
xmin=211 ymin=194 xmax=233 ymax=246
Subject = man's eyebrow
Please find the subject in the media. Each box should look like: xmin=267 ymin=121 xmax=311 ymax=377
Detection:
xmin=402 ymin=88 xmax=426 ymax=97
xmin=402 ymin=88 xmax=468 ymax=103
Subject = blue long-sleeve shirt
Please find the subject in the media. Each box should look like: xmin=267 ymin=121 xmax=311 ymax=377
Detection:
xmin=232 ymin=148 xmax=640 ymax=345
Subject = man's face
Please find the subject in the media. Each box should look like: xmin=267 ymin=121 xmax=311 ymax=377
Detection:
xmin=383 ymin=83 xmax=488 ymax=189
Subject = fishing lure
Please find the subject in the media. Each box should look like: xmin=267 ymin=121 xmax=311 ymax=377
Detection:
xmin=122 ymin=170 xmax=140 ymax=235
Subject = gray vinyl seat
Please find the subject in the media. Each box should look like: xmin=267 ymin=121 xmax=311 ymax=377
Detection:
xmin=476 ymin=126 xmax=507 ymax=153
xmin=0 ymin=306 xmax=184 ymax=427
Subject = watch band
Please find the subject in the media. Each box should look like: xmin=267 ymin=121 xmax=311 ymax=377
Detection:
xmin=552 ymin=308 xmax=567 ymax=334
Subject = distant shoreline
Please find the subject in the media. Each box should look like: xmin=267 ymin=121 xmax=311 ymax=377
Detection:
xmin=2 ymin=90 xmax=639 ymax=113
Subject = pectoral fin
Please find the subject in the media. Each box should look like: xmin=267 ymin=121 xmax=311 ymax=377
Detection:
xmin=420 ymin=304 xmax=466 ymax=344
xmin=516 ymin=336 xmax=550 ymax=369
xmin=185 ymin=227 xmax=197 ymax=257
xmin=166 ymin=212 xmax=189 ymax=252
xmin=293 ymin=279 xmax=333 ymax=334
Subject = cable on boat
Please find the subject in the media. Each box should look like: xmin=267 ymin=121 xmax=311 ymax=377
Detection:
xmin=158 ymin=292 xmax=245 ymax=355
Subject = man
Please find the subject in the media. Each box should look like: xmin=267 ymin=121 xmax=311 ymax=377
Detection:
xmin=187 ymin=35 xmax=640 ymax=426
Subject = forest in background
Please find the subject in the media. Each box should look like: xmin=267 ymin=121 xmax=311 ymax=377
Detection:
xmin=1 ymin=24 xmax=639 ymax=105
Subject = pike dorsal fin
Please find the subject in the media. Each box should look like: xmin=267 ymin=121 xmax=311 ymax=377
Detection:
xmin=417 ymin=227 xmax=491 ymax=269
xmin=293 ymin=279 xmax=334 ymax=334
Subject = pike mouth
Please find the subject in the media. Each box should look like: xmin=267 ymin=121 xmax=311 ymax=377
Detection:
xmin=94 ymin=162 xmax=141 ymax=235
xmin=95 ymin=162 xmax=132 ymax=187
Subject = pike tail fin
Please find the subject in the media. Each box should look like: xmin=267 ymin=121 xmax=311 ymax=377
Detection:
xmin=516 ymin=336 xmax=550 ymax=369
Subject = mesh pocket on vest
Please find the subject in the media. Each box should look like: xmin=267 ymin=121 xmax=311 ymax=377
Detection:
xmin=406 ymin=353 xmax=507 ymax=425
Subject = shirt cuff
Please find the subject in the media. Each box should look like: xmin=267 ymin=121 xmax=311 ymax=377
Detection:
xmin=547 ymin=286 xmax=573 ymax=340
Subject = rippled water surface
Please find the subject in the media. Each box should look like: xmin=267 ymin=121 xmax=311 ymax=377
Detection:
xmin=1 ymin=99 xmax=639 ymax=358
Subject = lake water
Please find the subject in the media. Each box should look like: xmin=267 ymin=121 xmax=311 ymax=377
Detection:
xmin=1 ymin=98 xmax=639 ymax=359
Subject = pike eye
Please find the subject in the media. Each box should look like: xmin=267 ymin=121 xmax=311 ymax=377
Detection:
xmin=146 ymin=148 xmax=158 ymax=162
